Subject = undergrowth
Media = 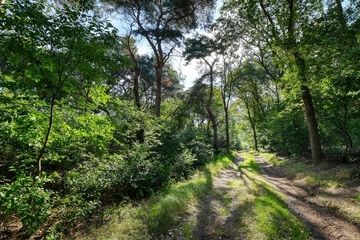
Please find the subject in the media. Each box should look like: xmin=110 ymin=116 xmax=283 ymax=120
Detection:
xmin=259 ymin=152 xmax=360 ymax=188
xmin=81 ymin=153 xmax=235 ymax=239
xmin=259 ymin=152 xmax=360 ymax=223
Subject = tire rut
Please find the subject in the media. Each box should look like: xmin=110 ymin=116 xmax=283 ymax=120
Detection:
xmin=159 ymin=157 xmax=247 ymax=240
xmin=254 ymin=155 xmax=360 ymax=240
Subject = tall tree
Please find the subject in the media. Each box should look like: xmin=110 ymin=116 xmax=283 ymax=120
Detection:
xmin=184 ymin=35 xmax=225 ymax=153
xmin=308 ymin=0 xmax=360 ymax=158
xmin=219 ymin=52 xmax=238 ymax=153
xmin=123 ymin=33 xmax=143 ymax=109
xmin=103 ymin=0 xmax=215 ymax=117
xmin=222 ymin=0 xmax=324 ymax=164
xmin=0 ymin=0 xmax=124 ymax=175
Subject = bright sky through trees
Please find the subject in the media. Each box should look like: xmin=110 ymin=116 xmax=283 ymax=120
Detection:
xmin=109 ymin=0 xmax=223 ymax=90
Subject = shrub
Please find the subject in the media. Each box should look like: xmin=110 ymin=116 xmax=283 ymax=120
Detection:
xmin=170 ymin=149 xmax=196 ymax=180
xmin=0 ymin=173 xmax=53 ymax=235
xmin=188 ymin=139 xmax=213 ymax=166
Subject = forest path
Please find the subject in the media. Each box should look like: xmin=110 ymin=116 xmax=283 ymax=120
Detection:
xmin=159 ymin=156 xmax=247 ymax=239
xmin=255 ymin=155 xmax=360 ymax=240
xmin=160 ymin=154 xmax=360 ymax=240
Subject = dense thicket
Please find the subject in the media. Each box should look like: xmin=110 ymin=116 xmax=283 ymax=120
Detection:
xmin=0 ymin=0 xmax=221 ymax=237
xmin=0 ymin=0 xmax=359 ymax=238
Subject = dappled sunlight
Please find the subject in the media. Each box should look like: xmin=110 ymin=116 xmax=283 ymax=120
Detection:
xmin=255 ymin=154 xmax=360 ymax=239
xmin=179 ymin=153 xmax=310 ymax=240
xmin=235 ymin=153 xmax=310 ymax=239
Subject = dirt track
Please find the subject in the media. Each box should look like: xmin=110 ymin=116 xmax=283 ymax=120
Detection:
xmin=255 ymin=155 xmax=360 ymax=240
xmin=161 ymin=154 xmax=360 ymax=240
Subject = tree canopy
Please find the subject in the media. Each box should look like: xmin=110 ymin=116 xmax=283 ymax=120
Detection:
xmin=1 ymin=0 xmax=360 ymax=237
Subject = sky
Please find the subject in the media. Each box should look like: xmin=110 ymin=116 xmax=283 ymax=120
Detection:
xmin=134 ymin=30 xmax=201 ymax=90
xmin=110 ymin=0 xmax=223 ymax=90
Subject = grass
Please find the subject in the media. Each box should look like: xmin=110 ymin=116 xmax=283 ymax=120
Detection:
xmin=260 ymin=152 xmax=288 ymax=166
xmin=259 ymin=152 xmax=356 ymax=188
xmin=82 ymin=152 xmax=312 ymax=239
xmin=237 ymin=153 xmax=310 ymax=239
xmin=228 ymin=179 xmax=241 ymax=188
xmin=181 ymin=217 xmax=196 ymax=240
xmin=259 ymin=152 xmax=360 ymax=224
xmin=82 ymin=153 xmax=235 ymax=239
xmin=239 ymin=152 xmax=260 ymax=172
xmin=219 ymin=207 xmax=230 ymax=216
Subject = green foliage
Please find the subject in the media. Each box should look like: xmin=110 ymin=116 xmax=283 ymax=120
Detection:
xmin=82 ymin=153 xmax=235 ymax=239
xmin=66 ymin=135 xmax=168 ymax=201
xmin=183 ymin=35 xmax=225 ymax=62
xmin=0 ymin=173 xmax=53 ymax=234
xmin=0 ymin=0 xmax=126 ymax=173
xmin=55 ymin=193 xmax=101 ymax=227
xmin=264 ymin=102 xmax=309 ymax=156
xmin=239 ymin=152 xmax=310 ymax=239
xmin=188 ymin=138 xmax=214 ymax=166
xmin=170 ymin=149 xmax=196 ymax=180
xmin=0 ymin=0 xmax=132 ymax=235
xmin=2 ymin=0 xmax=359 ymax=237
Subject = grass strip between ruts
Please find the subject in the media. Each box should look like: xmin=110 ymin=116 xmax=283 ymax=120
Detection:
xmin=237 ymin=152 xmax=310 ymax=239
xmin=84 ymin=153 xmax=234 ymax=240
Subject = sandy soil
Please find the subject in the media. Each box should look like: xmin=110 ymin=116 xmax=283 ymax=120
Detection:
xmin=255 ymin=155 xmax=360 ymax=240
xmin=159 ymin=157 xmax=247 ymax=240
xmin=160 ymin=154 xmax=360 ymax=240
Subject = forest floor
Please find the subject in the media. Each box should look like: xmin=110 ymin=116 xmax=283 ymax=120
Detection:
xmin=159 ymin=153 xmax=360 ymax=240
xmin=2 ymin=153 xmax=360 ymax=239
xmin=255 ymin=155 xmax=360 ymax=240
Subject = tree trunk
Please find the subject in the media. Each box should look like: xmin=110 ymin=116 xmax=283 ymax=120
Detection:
xmin=300 ymin=85 xmax=323 ymax=164
xmin=221 ymin=60 xmax=231 ymax=154
xmin=244 ymin=99 xmax=258 ymax=151
xmin=206 ymin=105 xmax=220 ymax=154
xmin=221 ymin=83 xmax=230 ymax=154
xmin=155 ymin=64 xmax=162 ymax=117
xmin=133 ymin=67 xmax=145 ymax=143
xmin=204 ymin=59 xmax=220 ymax=153
xmin=335 ymin=0 xmax=347 ymax=29
xmin=252 ymin=125 xmax=258 ymax=152
xmin=37 ymin=96 xmax=55 ymax=175
xmin=125 ymin=35 xmax=142 ymax=110
xmin=133 ymin=66 xmax=141 ymax=109
xmin=293 ymin=51 xmax=323 ymax=164
xmin=224 ymin=106 xmax=230 ymax=154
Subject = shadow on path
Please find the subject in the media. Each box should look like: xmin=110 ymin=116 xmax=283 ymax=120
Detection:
xmin=192 ymin=157 xmax=247 ymax=240
xmin=254 ymin=155 xmax=360 ymax=240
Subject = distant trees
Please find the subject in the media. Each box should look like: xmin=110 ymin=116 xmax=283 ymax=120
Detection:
xmin=220 ymin=0 xmax=360 ymax=161
xmin=103 ymin=0 xmax=216 ymax=116
xmin=232 ymin=60 xmax=268 ymax=151
xmin=184 ymin=35 xmax=225 ymax=153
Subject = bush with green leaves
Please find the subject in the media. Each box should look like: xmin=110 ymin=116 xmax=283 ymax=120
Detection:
xmin=264 ymin=102 xmax=309 ymax=156
xmin=158 ymin=126 xmax=213 ymax=167
xmin=66 ymin=153 xmax=169 ymax=201
xmin=0 ymin=173 xmax=53 ymax=235
xmin=170 ymin=149 xmax=196 ymax=180
xmin=55 ymin=193 xmax=101 ymax=227
xmin=187 ymin=138 xmax=213 ymax=166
